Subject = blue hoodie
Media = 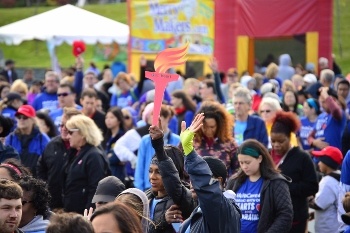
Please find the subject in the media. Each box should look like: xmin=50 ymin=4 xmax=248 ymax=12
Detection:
xmin=19 ymin=215 xmax=49 ymax=233
xmin=277 ymin=54 xmax=295 ymax=82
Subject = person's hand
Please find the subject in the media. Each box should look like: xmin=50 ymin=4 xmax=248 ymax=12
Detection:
xmin=180 ymin=113 xmax=204 ymax=155
xmin=181 ymin=113 xmax=205 ymax=134
xmin=319 ymin=87 xmax=329 ymax=99
xmin=165 ymin=205 xmax=183 ymax=224
xmin=140 ymin=55 xmax=147 ymax=66
xmin=83 ymin=207 xmax=94 ymax=221
xmin=208 ymin=57 xmax=218 ymax=73
xmin=149 ymin=118 xmax=164 ymax=140
xmin=312 ymin=138 xmax=329 ymax=149
xmin=76 ymin=56 xmax=84 ymax=70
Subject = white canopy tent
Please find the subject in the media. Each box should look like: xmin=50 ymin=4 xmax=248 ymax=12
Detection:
xmin=0 ymin=4 xmax=129 ymax=46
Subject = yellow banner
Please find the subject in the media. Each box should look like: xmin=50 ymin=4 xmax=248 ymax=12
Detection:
xmin=130 ymin=0 xmax=215 ymax=55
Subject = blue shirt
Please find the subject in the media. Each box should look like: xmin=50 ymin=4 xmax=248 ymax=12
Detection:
xmin=150 ymin=198 xmax=162 ymax=220
xmin=299 ymin=117 xmax=316 ymax=150
xmin=314 ymin=111 xmax=346 ymax=150
xmin=32 ymin=92 xmax=59 ymax=112
xmin=341 ymin=151 xmax=350 ymax=185
xmin=236 ymin=177 xmax=263 ymax=233
xmin=49 ymin=105 xmax=82 ymax=128
xmin=110 ymin=90 xmax=137 ymax=108
xmin=234 ymin=120 xmax=247 ymax=146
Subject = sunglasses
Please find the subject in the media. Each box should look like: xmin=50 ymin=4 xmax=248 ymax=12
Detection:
xmin=58 ymin=123 xmax=66 ymax=128
xmin=57 ymin=92 xmax=71 ymax=97
xmin=16 ymin=115 xmax=29 ymax=120
xmin=67 ymin=128 xmax=79 ymax=135
xmin=22 ymin=200 xmax=33 ymax=206
xmin=124 ymin=115 xmax=131 ymax=120
xmin=260 ymin=110 xmax=271 ymax=113
xmin=96 ymin=201 xmax=108 ymax=205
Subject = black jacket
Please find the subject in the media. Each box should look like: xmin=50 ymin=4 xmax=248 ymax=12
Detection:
xmin=37 ymin=136 xmax=69 ymax=209
xmin=146 ymin=190 xmax=176 ymax=233
xmin=150 ymin=137 xmax=197 ymax=232
xmin=230 ymin=174 xmax=293 ymax=233
xmin=278 ymin=147 xmax=318 ymax=222
xmin=91 ymin=110 xmax=107 ymax=140
xmin=180 ymin=150 xmax=241 ymax=233
xmin=0 ymin=69 xmax=18 ymax=83
xmin=62 ymin=143 xmax=107 ymax=214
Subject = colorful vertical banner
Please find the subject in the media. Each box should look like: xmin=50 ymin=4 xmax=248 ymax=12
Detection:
xmin=130 ymin=0 xmax=215 ymax=55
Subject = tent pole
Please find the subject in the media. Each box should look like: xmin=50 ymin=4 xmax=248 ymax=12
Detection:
xmin=336 ymin=0 xmax=342 ymax=57
xmin=35 ymin=0 xmax=40 ymax=55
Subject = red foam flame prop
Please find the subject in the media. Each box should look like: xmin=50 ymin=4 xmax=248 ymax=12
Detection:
xmin=146 ymin=43 xmax=189 ymax=125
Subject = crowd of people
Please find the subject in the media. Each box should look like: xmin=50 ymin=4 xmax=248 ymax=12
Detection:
xmin=0 ymin=53 xmax=350 ymax=233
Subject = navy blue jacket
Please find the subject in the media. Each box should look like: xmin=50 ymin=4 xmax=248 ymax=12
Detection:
xmin=243 ymin=115 xmax=268 ymax=147
xmin=180 ymin=150 xmax=241 ymax=233
xmin=0 ymin=141 xmax=19 ymax=163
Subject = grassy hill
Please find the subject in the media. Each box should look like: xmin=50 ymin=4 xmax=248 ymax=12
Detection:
xmin=0 ymin=3 xmax=128 ymax=69
xmin=0 ymin=1 xmax=349 ymax=75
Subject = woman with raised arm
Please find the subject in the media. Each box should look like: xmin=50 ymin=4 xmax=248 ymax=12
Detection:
xmin=168 ymin=114 xmax=241 ymax=233
xmin=148 ymin=118 xmax=197 ymax=232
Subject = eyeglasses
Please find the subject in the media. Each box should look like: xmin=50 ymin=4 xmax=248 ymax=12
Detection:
xmin=22 ymin=200 xmax=33 ymax=206
xmin=124 ymin=115 xmax=131 ymax=120
xmin=67 ymin=128 xmax=79 ymax=135
xmin=57 ymin=92 xmax=71 ymax=97
xmin=16 ymin=115 xmax=29 ymax=120
xmin=260 ymin=110 xmax=272 ymax=113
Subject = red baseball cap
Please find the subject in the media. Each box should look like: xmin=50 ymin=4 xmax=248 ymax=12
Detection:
xmin=15 ymin=105 xmax=36 ymax=118
xmin=312 ymin=146 xmax=343 ymax=169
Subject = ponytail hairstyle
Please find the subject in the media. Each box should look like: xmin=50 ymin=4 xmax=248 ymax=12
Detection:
xmin=271 ymin=111 xmax=301 ymax=138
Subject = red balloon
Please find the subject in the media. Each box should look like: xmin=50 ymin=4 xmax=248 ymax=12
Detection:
xmin=72 ymin=41 xmax=86 ymax=57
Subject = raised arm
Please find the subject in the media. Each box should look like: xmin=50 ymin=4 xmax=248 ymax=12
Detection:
xmin=149 ymin=119 xmax=194 ymax=218
xmin=209 ymin=58 xmax=225 ymax=104
xmin=180 ymin=114 xmax=240 ymax=232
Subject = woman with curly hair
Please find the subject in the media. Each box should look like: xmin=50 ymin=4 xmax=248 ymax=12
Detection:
xmin=18 ymin=176 xmax=51 ymax=233
xmin=195 ymin=101 xmax=238 ymax=174
xmin=270 ymin=111 xmax=318 ymax=233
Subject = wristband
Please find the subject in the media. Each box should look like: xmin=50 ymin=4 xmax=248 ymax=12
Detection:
xmin=180 ymin=129 xmax=194 ymax=156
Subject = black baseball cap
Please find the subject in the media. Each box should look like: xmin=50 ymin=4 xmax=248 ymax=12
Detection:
xmin=92 ymin=176 xmax=125 ymax=203
xmin=6 ymin=92 xmax=23 ymax=102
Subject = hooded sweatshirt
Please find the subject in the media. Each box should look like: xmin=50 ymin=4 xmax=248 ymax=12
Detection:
xmin=277 ymin=54 xmax=295 ymax=82
xmin=19 ymin=215 xmax=49 ymax=233
xmin=118 ymin=188 xmax=150 ymax=233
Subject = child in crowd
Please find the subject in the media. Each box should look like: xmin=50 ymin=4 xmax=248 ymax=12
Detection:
xmin=309 ymin=146 xmax=343 ymax=233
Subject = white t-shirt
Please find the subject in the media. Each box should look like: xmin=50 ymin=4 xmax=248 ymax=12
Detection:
xmin=315 ymin=173 xmax=341 ymax=233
